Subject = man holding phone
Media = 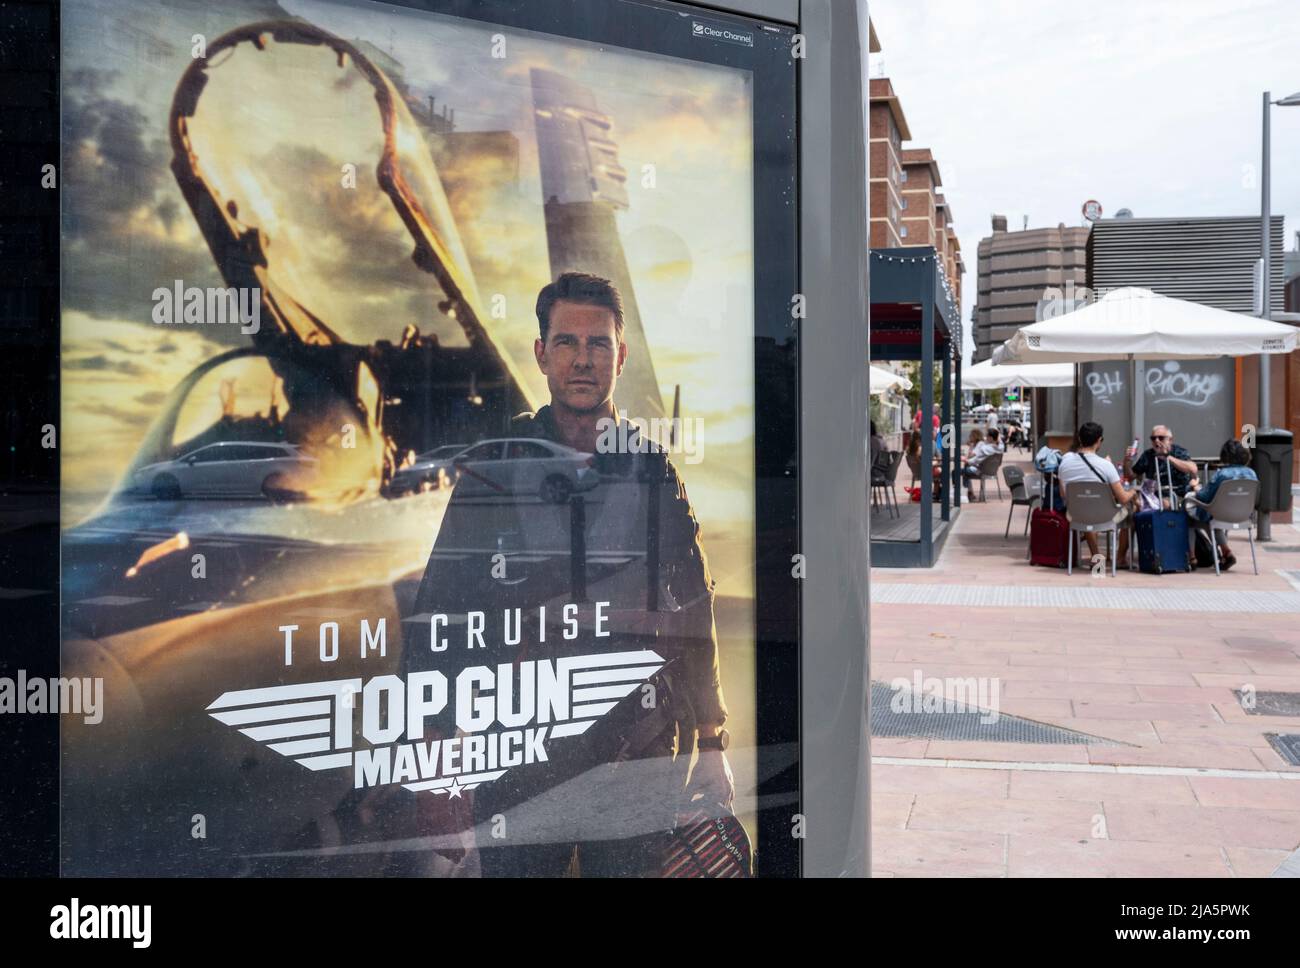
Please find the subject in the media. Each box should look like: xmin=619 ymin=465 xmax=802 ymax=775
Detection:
xmin=1124 ymin=424 xmax=1199 ymax=503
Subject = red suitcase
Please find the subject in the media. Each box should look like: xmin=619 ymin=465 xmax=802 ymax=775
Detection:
xmin=1029 ymin=472 xmax=1070 ymax=567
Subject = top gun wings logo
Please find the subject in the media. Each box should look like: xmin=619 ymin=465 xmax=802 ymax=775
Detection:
xmin=207 ymin=649 xmax=665 ymax=798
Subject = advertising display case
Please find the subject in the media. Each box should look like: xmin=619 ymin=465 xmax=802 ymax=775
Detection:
xmin=2 ymin=0 xmax=872 ymax=881
xmin=52 ymin=0 xmax=817 ymax=878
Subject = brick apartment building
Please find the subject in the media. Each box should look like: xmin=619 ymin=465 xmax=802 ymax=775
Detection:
xmin=869 ymin=82 xmax=963 ymax=306
xmin=868 ymin=77 xmax=910 ymax=251
xmin=946 ymin=212 xmax=964 ymax=305
xmin=900 ymin=148 xmax=939 ymax=247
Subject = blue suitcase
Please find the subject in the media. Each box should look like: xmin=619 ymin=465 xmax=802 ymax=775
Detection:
xmin=1134 ymin=458 xmax=1190 ymax=574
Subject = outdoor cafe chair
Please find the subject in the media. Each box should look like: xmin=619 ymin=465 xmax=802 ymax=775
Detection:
xmin=1063 ymin=480 xmax=1126 ymax=578
xmin=871 ymin=450 xmax=904 ymax=519
xmin=973 ymin=452 xmax=1004 ymax=502
xmin=1183 ymin=477 xmax=1260 ymax=576
xmin=1002 ymin=465 xmax=1040 ymax=539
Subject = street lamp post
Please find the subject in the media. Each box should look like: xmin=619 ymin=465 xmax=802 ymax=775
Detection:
xmin=1258 ymin=89 xmax=1300 ymax=542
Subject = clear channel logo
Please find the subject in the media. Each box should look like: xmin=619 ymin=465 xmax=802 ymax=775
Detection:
xmin=691 ymin=19 xmax=754 ymax=47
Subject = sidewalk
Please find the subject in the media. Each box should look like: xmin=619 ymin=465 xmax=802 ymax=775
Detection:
xmin=870 ymin=463 xmax=1300 ymax=877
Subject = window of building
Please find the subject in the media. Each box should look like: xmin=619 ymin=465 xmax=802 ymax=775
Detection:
xmin=900 ymin=225 xmax=909 ymax=239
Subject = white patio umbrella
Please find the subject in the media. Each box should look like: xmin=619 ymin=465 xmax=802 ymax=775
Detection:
xmin=991 ymin=286 xmax=1298 ymax=443
xmin=992 ymin=287 xmax=1298 ymax=365
xmin=963 ymin=358 xmax=1075 ymax=389
xmin=870 ymin=364 xmax=913 ymax=395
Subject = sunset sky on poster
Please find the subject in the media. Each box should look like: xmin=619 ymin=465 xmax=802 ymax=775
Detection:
xmin=62 ymin=0 xmax=755 ymax=595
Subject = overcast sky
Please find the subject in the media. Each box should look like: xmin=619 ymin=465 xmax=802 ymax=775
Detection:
xmin=867 ymin=0 xmax=1300 ymax=360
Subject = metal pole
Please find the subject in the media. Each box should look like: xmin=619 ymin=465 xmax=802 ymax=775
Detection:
xmin=941 ymin=348 xmax=952 ymax=521
xmin=921 ymin=299 xmax=935 ymax=561
xmin=1260 ymin=90 xmax=1273 ymax=541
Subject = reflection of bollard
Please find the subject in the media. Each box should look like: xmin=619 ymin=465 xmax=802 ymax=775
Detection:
xmin=646 ymin=453 xmax=662 ymax=612
xmin=569 ymin=494 xmax=586 ymax=602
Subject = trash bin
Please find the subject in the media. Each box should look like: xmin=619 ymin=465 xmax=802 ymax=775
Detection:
xmin=1251 ymin=429 xmax=1294 ymax=513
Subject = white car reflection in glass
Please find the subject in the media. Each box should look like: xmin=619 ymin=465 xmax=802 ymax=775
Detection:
xmin=133 ymin=441 xmax=319 ymax=502
xmin=453 ymin=438 xmax=599 ymax=504
xmin=388 ymin=443 xmax=468 ymax=496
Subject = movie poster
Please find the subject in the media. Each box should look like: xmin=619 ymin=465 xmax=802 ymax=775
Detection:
xmin=60 ymin=0 xmax=767 ymax=876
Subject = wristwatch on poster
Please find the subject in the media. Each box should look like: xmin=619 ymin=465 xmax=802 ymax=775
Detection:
xmin=698 ymin=729 xmax=730 ymax=752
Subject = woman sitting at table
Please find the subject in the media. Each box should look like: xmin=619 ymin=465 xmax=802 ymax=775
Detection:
xmin=904 ymin=430 xmax=942 ymax=486
xmin=1184 ymin=439 xmax=1258 ymax=571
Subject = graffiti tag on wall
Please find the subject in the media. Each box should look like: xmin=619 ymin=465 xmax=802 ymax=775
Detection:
xmin=1145 ymin=361 xmax=1223 ymax=408
xmin=1085 ymin=369 xmax=1124 ymax=405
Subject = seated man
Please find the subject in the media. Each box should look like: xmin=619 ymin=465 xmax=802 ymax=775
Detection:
xmin=1125 ymin=424 xmax=1199 ymax=503
xmin=961 ymin=427 xmax=1003 ymax=502
xmin=869 ymin=420 xmax=885 ymax=469
xmin=1184 ymin=438 xmax=1258 ymax=571
xmin=1058 ymin=422 xmax=1141 ymax=564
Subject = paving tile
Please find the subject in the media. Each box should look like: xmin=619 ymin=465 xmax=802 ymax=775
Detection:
xmin=1102 ymin=802 xmax=1300 ymax=850
xmin=1002 ymin=681 xmax=1141 ymax=702
xmin=1209 ymin=807 xmax=1300 ymax=850
xmin=1252 ymin=746 xmax=1300 ymax=773
xmin=1102 ymin=795 xmax=1300 ymax=847
xmin=1151 ymin=721 xmax=1284 ymax=748
xmin=1088 ymin=744 xmax=1266 ymax=771
xmin=1047 ymin=718 xmax=1159 ymax=745
xmin=871 ymin=792 xmax=915 ymax=831
xmin=908 ymin=793 xmax=1101 ymax=839
xmin=1102 ymin=802 xmax=1221 ymax=846
xmin=872 ymin=763 xmax=1010 ymax=797
xmin=1193 ymin=673 xmax=1300 ymax=690
xmin=872 ymin=828 xmax=1006 ymax=878
xmin=1016 ymin=653 xmax=1127 ymax=669
xmin=996 ymin=699 xmax=1076 ymax=721
xmin=1224 ymin=846 xmax=1291 ymax=878
xmin=1125 ymin=657 xmax=1254 ymax=672
xmin=1135 ymin=685 xmax=1242 ymax=704
xmin=1008 ymin=771 xmax=1196 ymax=805
xmin=870 ymin=737 xmax=930 ymax=758
xmin=925 ymin=741 xmax=1091 ymax=763
xmin=1188 ymin=776 xmax=1300 ymax=810
xmin=1006 ymin=834 xmax=1232 ymax=878
xmin=1069 ymin=701 xmax=1219 ymax=723
xmin=1066 ymin=668 xmax=1199 ymax=686
xmin=1067 ymin=642 xmax=1182 ymax=658
xmin=1212 ymin=703 xmax=1300 ymax=727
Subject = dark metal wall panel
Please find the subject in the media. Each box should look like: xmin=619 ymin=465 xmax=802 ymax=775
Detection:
xmin=1088 ymin=216 xmax=1287 ymax=311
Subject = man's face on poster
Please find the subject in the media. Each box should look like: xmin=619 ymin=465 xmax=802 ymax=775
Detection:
xmin=534 ymin=300 xmax=627 ymax=414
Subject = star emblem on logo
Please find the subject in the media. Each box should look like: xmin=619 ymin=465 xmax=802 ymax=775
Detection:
xmin=445 ymin=778 xmax=465 ymax=799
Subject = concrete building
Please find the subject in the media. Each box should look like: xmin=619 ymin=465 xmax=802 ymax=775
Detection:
xmin=973 ymin=216 xmax=1090 ymax=362
xmin=530 ymin=67 xmax=662 ymax=421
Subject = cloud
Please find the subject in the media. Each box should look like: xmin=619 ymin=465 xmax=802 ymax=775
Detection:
xmin=60 ymin=79 xmax=232 ymax=336
xmin=64 ymin=354 xmax=146 ymax=376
